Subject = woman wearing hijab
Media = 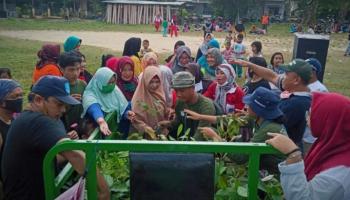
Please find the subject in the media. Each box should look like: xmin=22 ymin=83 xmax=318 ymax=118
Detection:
xmin=204 ymin=64 xmax=244 ymax=113
xmin=197 ymin=45 xmax=226 ymax=92
xmin=131 ymin=66 xmax=170 ymax=138
xmin=114 ymin=56 xmax=138 ymax=101
xmin=171 ymin=46 xmax=192 ymax=74
xmin=32 ymin=44 xmax=62 ymax=84
xmin=266 ymin=92 xmax=350 ymax=200
xmin=183 ymin=63 xmax=204 ymax=93
xmin=141 ymin=52 xmax=158 ymax=70
xmin=141 ymin=52 xmax=173 ymax=108
xmin=122 ymin=37 xmax=143 ymax=76
xmin=195 ymin=33 xmax=213 ymax=62
xmin=82 ymin=67 xmax=135 ymax=137
xmin=63 ymin=36 xmax=82 ymax=52
xmin=105 ymin=56 xmax=119 ymax=73
xmin=165 ymin=40 xmax=185 ymax=65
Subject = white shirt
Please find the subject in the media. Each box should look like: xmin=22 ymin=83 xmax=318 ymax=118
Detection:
xmin=303 ymin=81 xmax=328 ymax=143
xmin=308 ymin=80 xmax=328 ymax=93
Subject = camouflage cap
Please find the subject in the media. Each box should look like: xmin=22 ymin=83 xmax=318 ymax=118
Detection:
xmin=172 ymin=71 xmax=195 ymax=89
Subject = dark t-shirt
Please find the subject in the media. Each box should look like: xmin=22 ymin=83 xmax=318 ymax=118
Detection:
xmin=1 ymin=111 xmax=66 ymax=200
xmin=0 ymin=119 xmax=10 ymax=179
xmin=278 ymin=95 xmax=311 ymax=147
xmin=243 ymin=79 xmax=271 ymax=95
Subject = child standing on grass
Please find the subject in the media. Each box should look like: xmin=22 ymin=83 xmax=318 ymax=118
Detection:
xmin=140 ymin=39 xmax=153 ymax=58
xmin=221 ymin=41 xmax=234 ymax=70
xmin=232 ymin=34 xmax=246 ymax=78
xmin=170 ymin=20 xmax=178 ymax=37
xmin=224 ymin=30 xmax=233 ymax=46
xmin=162 ymin=19 xmax=169 ymax=37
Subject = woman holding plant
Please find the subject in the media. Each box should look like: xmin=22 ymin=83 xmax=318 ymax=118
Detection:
xmin=131 ymin=66 xmax=171 ymax=139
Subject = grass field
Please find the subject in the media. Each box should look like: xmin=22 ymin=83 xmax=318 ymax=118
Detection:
xmin=0 ymin=18 xmax=293 ymax=38
xmin=0 ymin=18 xmax=349 ymax=97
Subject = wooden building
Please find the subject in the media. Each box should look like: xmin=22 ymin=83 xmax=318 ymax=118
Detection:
xmin=104 ymin=0 xmax=185 ymax=24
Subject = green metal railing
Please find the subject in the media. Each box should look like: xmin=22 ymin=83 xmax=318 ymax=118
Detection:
xmin=43 ymin=140 xmax=280 ymax=200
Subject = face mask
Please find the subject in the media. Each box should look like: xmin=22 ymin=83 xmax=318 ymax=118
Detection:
xmin=3 ymin=98 xmax=23 ymax=113
xmin=101 ymin=84 xmax=115 ymax=94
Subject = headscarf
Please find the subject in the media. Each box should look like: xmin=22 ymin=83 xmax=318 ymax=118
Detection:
xmin=172 ymin=46 xmax=191 ymax=74
xmin=0 ymin=79 xmax=21 ymax=102
xmin=122 ymin=37 xmax=142 ymax=57
xmin=115 ymin=56 xmax=138 ymax=101
xmin=106 ymin=57 xmax=119 ymax=72
xmin=64 ymin=36 xmax=82 ymax=52
xmin=183 ymin=63 xmax=203 ymax=84
xmin=140 ymin=52 xmax=172 ymax=107
xmin=198 ymin=48 xmax=225 ymax=77
xmin=142 ymin=52 xmax=159 ymax=70
xmin=131 ymin=66 xmax=167 ymax=130
xmin=208 ymin=39 xmax=220 ymax=49
xmin=82 ymin=68 xmax=128 ymax=122
xmin=214 ymin=64 xmax=237 ymax=112
xmin=304 ymin=92 xmax=350 ymax=181
xmin=159 ymin=65 xmax=173 ymax=107
xmin=36 ymin=44 xmax=60 ymax=69
xmin=199 ymin=34 xmax=214 ymax=55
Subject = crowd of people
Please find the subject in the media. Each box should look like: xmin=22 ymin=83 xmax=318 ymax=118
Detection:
xmin=0 ymin=30 xmax=349 ymax=200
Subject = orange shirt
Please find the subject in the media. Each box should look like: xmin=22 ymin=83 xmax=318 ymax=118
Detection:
xmin=261 ymin=15 xmax=269 ymax=25
xmin=32 ymin=64 xmax=63 ymax=84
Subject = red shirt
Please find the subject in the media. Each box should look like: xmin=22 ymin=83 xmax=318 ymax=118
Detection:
xmin=204 ymin=82 xmax=245 ymax=112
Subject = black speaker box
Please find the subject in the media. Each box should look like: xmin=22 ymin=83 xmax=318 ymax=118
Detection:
xmin=293 ymin=33 xmax=330 ymax=82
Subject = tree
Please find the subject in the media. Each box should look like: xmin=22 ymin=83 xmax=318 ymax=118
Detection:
xmin=210 ymin=0 xmax=259 ymax=21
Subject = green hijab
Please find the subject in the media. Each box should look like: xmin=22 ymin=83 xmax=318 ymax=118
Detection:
xmin=64 ymin=36 xmax=82 ymax=52
xmin=82 ymin=67 xmax=128 ymax=122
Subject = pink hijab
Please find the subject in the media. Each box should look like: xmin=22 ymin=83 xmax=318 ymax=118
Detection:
xmin=131 ymin=66 xmax=168 ymax=131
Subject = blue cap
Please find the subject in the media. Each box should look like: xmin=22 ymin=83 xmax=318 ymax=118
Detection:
xmin=32 ymin=75 xmax=80 ymax=105
xmin=305 ymin=58 xmax=322 ymax=73
xmin=243 ymin=87 xmax=283 ymax=120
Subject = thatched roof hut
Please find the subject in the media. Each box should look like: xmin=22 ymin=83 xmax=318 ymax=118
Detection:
xmin=103 ymin=0 xmax=185 ymax=24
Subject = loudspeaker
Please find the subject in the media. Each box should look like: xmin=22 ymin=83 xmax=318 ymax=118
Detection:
xmin=293 ymin=33 xmax=330 ymax=82
xmin=130 ymin=152 xmax=215 ymax=200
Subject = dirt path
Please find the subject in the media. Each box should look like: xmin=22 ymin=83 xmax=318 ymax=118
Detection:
xmin=0 ymin=30 xmax=207 ymax=53
xmin=0 ymin=30 xmax=298 ymax=55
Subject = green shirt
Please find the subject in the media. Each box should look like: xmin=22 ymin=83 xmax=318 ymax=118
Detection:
xmin=62 ymin=79 xmax=86 ymax=130
xmin=229 ymin=120 xmax=286 ymax=173
xmin=171 ymin=94 xmax=216 ymax=141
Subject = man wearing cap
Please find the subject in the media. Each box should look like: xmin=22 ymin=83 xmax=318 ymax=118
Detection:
xmin=234 ymin=58 xmax=312 ymax=151
xmin=1 ymin=76 xmax=109 ymax=200
xmin=306 ymin=58 xmax=328 ymax=93
xmin=159 ymin=71 xmax=216 ymax=140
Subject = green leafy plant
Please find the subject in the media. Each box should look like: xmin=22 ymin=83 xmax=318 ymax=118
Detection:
xmin=217 ymin=115 xmax=249 ymax=141
xmin=97 ymin=151 xmax=130 ymax=200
